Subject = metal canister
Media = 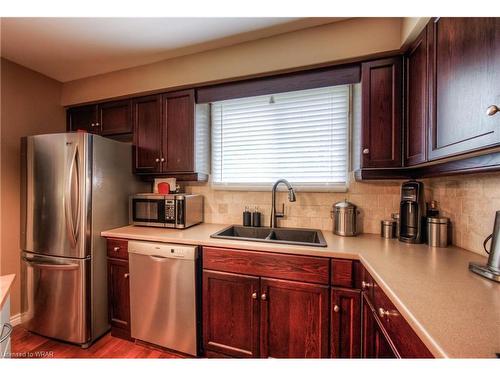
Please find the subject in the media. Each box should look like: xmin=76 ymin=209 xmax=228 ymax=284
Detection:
xmin=331 ymin=200 xmax=358 ymax=237
xmin=427 ymin=217 xmax=449 ymax=247
xmin=381 ymin=220 xmax=396 ymax=238
xmin=391 ymin=212 xmax=400 ymax=238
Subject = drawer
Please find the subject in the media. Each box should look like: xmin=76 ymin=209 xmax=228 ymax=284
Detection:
xmin=372 ymin=281 xmax=433 ymax=358
xmin=203 ymin=247 xmax=330 ymax=285
xmin=106 ymin=238 xmax=129 ymax=260
xmin=330 ymin=259 xmax=362 ymax=288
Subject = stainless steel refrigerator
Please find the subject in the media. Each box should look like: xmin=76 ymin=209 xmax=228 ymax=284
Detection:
xmin=20 ymin=133 xmax=147 ymax=347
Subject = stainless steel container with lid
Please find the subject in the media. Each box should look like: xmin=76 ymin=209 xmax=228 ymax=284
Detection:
xmin=381 ymin=220 xmax=396 ymax=238
xmin=427 ymin=217 xmax=449 ymax=247
xmin=331 ymin=200 xmax=358 ymax=237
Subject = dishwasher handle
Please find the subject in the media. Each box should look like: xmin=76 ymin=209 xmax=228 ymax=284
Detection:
xmin=149 ymin=255 xmax=170 ymax=261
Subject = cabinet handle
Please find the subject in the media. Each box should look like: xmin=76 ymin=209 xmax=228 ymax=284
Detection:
xmin=261 ymin=293 xmax=267 ymax=301
xmin=361 ymin=281 xmax=372 ymax=289
xmin=486 ymin=105 xmax=499 ymax=116
xmin=90 ymin=123 xmax=95 ymax=127
xmin=378 ymin=307 xmax=397 ymax=319
xmin=155 ymin=158 xmax=160 ymax=163
xmin=362 ymin=148 xmax=370 ymax=155
xmin=95 ymin=122 xmax=100 ymax=127
xmin=251 ymin=292 xmax=257 ymax=300
xmin=333 ymin=305 xmax=340 ymax=313
xmin=113 ymin=246 xmax=120 ymax=252
xmin=160 ymin=157 xmax=165 ymax=162
xmin=124 ymin=273 xmax=129 ymax=279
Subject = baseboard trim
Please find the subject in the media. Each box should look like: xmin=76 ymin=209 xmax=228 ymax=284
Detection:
xmin=10 ymin=312 xmax=23 ymax=326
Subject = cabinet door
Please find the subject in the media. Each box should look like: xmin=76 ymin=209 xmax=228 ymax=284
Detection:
xmin=133 ymin=95 xmax=162 ymax=173
xmin=162 ymin=90 xmax=195 ymax=173
xmin=260 ymin=278 xmax=329 ymax=358
xmin=67 ymin=105 xmax=98 ymax=133
xmin=203 ymin=270 xmax=260 ymax=358
xmin=405 ymin=28 xmax=428 ymax=166
xmin=107 ymin=258 xmax=131 ymax=338
xmin=428 ymin=18 xmax=500 ymax=160
xmin=362 ymin=294 xmax=398 ymax=358
xmin=361 ymin=57 xmax=403 ymax=168
xmin=331 ymin=288 xmax=361 ymax=358
xmin=99 ymin=100 xmax=132 ymax=136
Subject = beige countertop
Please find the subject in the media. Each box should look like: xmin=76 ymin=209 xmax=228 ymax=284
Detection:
xmin=102 ymin=223 xmax=500 ymax=358
xmin=0 ymin=274 xmax=16 ymax=310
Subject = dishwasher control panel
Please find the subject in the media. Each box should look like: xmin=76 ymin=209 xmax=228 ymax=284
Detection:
xmin=129 ymin=241 xmax=198 ymax=260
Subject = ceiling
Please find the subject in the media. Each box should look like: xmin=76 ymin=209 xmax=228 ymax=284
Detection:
xmin=0 ymin=17 xmax=343 ymax=82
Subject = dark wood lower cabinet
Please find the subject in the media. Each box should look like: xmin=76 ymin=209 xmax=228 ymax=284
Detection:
xmin=362 ymin=294 xmax=398 ymax=358
xmin=202 ymin=270 xmax=260 ymax=358
xmin=260 ymin=278 xmax=329 ymax=358
xmin=107 ymin=257 xmax=131 ymax=340
xmin=331 ymin=288 xmax=361 ymax=358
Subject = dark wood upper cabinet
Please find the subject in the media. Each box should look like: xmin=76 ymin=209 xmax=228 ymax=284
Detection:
xmin=99 ymin=100 xmax=132 ymax=136
xmin=361 ymin=57 xmax=403 ymax=168
xmin=67 ymin=104 xmax=98 ymax=133
xmin=331 ymin=288 xmax=361 ymax=358
xmin=132 ymin=95 xmax=162 ymax=174
xmin=428 ymin=17 xmax=500 ymax=160
xmin=405 ymin=28 xmax=428 ymax=166
xmin=162 ymin=90 xmax=195 ymax=173
xmin=260 ymin=278 xmax=329 ymax=358
xmin=202 ymin=270 xmax=260 ymax=358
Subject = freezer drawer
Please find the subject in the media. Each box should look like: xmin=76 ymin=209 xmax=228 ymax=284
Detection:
xmin=21 ymin=252 xmax=90 ymax=345
xmin=129 ymin=241 xmax=199 ymax=356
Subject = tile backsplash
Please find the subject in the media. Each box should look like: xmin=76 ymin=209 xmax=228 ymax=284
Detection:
xmin=426 ymin=172 xmax=500 ymax=256
xmin=184 ymin=171 xmax=500 ymax=257
xmin=184 ymin=176 xmax=403 ymax=234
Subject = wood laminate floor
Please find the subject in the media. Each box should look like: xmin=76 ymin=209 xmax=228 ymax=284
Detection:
xmin=10 ymin=326 xmax=186 ymax=359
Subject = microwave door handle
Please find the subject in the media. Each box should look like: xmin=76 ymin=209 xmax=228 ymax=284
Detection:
xmin=176 ymin=198 xmax=184 ymax=227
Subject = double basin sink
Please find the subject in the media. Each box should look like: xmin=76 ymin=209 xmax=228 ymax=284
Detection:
xmin=210 ymin=225 xmax=327 ymax=247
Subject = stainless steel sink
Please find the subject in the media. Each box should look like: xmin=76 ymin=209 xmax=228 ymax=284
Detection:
xmin=210 ymin=225 xmax=327 ymax=247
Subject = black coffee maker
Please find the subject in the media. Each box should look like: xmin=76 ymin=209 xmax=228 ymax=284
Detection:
xmin=399 ymin=180 xmax=425 ymax=244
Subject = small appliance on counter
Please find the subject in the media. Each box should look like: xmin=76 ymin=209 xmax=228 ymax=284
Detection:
xmin=469 ymin=210 xmax=500 ymax=282
xmin=399 ymin=180 xmax=426 ymax=244
xmin=130 ymin=193 xmax=203 ymax=228
xmin=331 ymin=199 xmax=359 ymax=237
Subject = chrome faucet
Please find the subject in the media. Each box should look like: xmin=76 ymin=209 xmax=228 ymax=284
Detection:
xmin=270 ymin=179 xmax=296 ymax=228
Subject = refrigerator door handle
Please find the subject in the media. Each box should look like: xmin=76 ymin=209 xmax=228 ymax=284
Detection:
xmin=65 ymin=143 xmax=80 ymax=247
xmin=22 ymin=256 xmax=80 ymax=271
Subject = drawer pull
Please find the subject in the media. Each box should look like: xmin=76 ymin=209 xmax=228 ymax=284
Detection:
xmin=113 ymin=246 xmax=120 ymax=252
xmin=486 ymin=105 xmax=499 ymax=116
xmin=333 ymin=305 xmax=340 ymax=313
xmin=124 ymin=273 xmax=129 ymax=279
xmin=261 ymin=293 xmax=267 ymax=301
xmin=251 ymin=292 xmax=257 ymax=300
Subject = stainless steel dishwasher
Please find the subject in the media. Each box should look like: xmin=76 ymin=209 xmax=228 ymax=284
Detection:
xmin=128 ymin=240 xmax=199 ymax=356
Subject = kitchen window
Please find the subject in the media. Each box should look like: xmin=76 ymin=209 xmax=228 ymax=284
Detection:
xmin=211 ymin=85 xmax=350 ymax=191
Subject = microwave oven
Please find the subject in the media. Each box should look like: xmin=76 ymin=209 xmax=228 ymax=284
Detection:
xmin=130 ymin=194 xmax=203 ymax=228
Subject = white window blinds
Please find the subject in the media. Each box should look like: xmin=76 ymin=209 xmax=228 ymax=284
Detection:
xmin=211 ymin=85 xmax=350 ymax=190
